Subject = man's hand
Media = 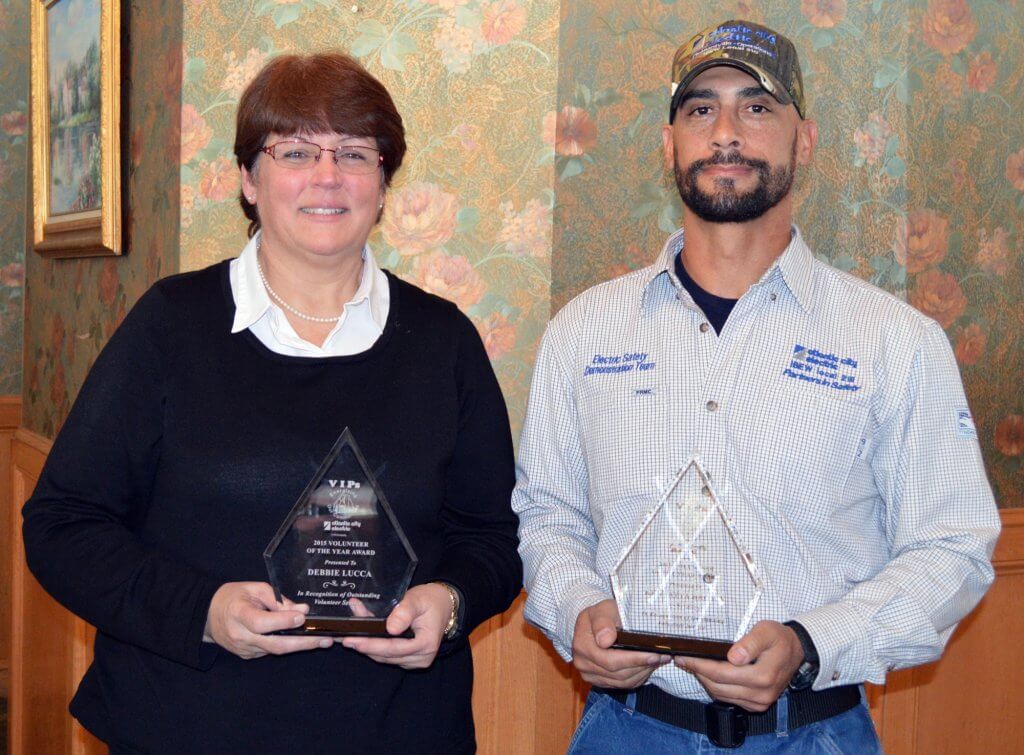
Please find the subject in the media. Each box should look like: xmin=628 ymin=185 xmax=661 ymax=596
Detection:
xmin=204 ymin=581 xmax=330 ymax=659
xmin=339 ymin=583 xmax=451 ymax=669
xmin=676 ymin=620 xmax=805 ymax=712
xmin=571 ymin=599 xmax=669 ymax=688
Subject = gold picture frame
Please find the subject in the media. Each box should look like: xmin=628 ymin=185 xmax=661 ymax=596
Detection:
xmin=30 ymin=0 xmax=121 ymax=257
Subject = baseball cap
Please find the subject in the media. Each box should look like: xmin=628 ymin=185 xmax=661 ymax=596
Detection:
xmin=669 ymin=20 xmax=806 ymax=121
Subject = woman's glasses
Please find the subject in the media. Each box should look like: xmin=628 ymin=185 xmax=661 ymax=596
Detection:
xmin=260 ymin=139 xmax=383 ymax=174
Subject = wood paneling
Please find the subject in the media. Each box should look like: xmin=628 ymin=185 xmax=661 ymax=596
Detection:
xmin=6 ymin=427 xmax=1021 ymax=754
xmin=9 ymin=429 xmax=103 ymax=755
xmin=874 ymin=508 xmax=1024 ymax=755
xmin=471 ymin=593 xmax=587 ymax=754
xmin=0 ymin=396 xmax=22 ymax=686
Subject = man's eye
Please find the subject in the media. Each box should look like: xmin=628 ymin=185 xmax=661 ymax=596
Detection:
xmin=690 ymin=106 xmax=712 ymax=116
xmin=749 ymin=104 xmax=769 ymax=113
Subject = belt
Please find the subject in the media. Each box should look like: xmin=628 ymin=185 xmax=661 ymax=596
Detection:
xmin=600 ymin=684 xmax=860 ymax=749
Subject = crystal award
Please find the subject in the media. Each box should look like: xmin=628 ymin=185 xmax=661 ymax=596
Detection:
xmin=610 ymin=456 xmax=763 ymax=659
xmin=264 ymin=428 xmax=418 ymax=637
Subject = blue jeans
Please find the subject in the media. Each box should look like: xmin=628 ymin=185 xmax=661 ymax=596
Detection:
xmin=567 ymin=689 xmax=883 ymax=754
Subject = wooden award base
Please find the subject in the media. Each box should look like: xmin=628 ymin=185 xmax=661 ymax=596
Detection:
xmin=275 ymin=617 xmax=415 ymax=638
xmin=611 ymin=629 xmax=732 ymax=660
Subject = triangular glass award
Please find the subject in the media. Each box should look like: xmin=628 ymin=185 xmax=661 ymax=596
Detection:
xmin=264 ymin=428 xmax=418 ymax=636
xmin=610 ymin=455 xmax=763 ymax=658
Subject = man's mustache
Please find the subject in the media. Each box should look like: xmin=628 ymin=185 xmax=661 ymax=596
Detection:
xmin=688 ymin=152 xmax=770 ymax=174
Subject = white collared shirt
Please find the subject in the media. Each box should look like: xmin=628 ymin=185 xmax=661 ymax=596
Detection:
xmin=229 ymin=232 xmax=390 ymax=357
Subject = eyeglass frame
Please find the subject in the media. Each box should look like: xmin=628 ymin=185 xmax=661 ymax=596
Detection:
xmin=259 ymin=138 xmax=384 ymax=174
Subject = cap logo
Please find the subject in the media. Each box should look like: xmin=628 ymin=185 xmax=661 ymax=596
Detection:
xmin=686 ymin=25 xmax=779 ymax=74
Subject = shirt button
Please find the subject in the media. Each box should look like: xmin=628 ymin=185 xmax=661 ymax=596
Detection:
xmin=706 ymin=400 xmax=719 ymax=412
xmin=699 ymin=322 xmax=710 ymax=333
xmin=770 ymin=292 xmax=778 ymax=302
xmin=832 ymin=670 xmax=841 ymax=682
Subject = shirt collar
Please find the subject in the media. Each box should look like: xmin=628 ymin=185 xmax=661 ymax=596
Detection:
xmin=772 ymin=226 xmax=816 ymax=313
xmin=641 ymin=225 xmax=816 ymax=314
xmin=230 ymin=231 xmax=387 ymax=334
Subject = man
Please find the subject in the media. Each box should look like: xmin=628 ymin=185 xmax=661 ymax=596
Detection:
xmin=513 ymin=19 xmax=1000 ymax=752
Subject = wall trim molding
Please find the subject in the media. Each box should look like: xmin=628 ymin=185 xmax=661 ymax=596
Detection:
xmin=12 ymin=427 xmax=52 ymax=472
xmin=993 ymin=507 xmax=1024 ymax=575
xmin=0 ymin=396 xmax=21 ymax=429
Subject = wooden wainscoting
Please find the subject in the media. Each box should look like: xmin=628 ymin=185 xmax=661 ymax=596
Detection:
xmin=471 ymin=593 xmax=588 ymax=754
xmin=6 ymin=423 xmax=1022 ymax=754
xmin=9 ymin=428 xmax=103 ymax=755
xmin=871 ymin=508 xmax=1024 ymax=755
xmin=0 ymin=396 xmax=22 ymax=698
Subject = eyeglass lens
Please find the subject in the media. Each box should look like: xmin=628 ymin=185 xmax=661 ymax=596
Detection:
xmin=268 ymin=141 xmax=380 ymax=173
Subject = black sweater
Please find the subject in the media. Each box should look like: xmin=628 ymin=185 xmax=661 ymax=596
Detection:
xmin=22 ymin=261 xmax=521 ymax=754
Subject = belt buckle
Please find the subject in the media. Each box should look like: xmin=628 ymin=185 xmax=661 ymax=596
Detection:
xmin=705 ymin=702 xmax=747 ymax=749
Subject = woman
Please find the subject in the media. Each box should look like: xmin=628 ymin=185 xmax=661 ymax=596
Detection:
xmin=22 ymin=53 xmax=521 ymax=754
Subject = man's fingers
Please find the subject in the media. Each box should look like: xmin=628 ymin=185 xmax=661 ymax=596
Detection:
xmin=679 ymin=656 xmax=732 ymax=680
xmin=586 ymin=601 xmax=622 ymax=648
xmin=578 ymin=666 xmax=655 ymax=689
xmin=691 ymin=676 xmax=775 ymax=712
xmin=572 ymin=599 xmax=667 ymax=687
xmin=586 ymin=646 xmax=665 ymax=673
xmin=679 ymin=655 xmax=786 ymax=712
xmin=729 ymin=621 xmax=781 ymax=665
xmin=573 ymin=646 xmax=667 ymax=692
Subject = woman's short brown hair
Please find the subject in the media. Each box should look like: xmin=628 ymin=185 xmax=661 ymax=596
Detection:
xmin=234 ymin=52 xmax=406 ymax=235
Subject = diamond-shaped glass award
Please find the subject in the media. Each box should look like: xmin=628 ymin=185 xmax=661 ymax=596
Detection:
xmin=610 ymin=456 xmax=762 ymax=659
xmin=264 ymin=428 xmax=418 ymax=637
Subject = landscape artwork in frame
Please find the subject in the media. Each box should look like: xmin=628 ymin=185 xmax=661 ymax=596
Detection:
xmin=31 ymin=0 xmax=122 ymax=257
xmin=48 ymin=0 xmax=101 ymax=216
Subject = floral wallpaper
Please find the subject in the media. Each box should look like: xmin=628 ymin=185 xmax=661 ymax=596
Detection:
xmin=7 ymin=0 xmax=1021 ymax=504
xmin=904 ymin=0 xmax=1023 ymax=505
xmin=178 ymin=0 xmax=558 ymax=435
xmin=549 ymin=0 xmax=1021 ymax=506
xmin=0 ymin=0 xmax=28 ymax=396
xmin=22 ymin=0 xmax=183 ymax=437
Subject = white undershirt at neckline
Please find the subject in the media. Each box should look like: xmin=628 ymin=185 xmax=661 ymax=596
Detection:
xmin=228 ymin=231 xmax=390 ymax=357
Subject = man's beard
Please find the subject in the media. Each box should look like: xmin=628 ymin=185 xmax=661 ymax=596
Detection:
xmin=674 ymin=141 xmax=796 ymax=223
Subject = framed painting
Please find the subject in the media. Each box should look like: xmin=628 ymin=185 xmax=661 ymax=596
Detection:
xmin=30 ymin=0 xmax=121 ymax=257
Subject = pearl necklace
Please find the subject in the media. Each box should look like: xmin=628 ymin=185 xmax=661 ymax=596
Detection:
xmin=255 ymin=240 xmax=344 ymax=324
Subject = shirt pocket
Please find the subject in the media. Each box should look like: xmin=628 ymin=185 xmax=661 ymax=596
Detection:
xmin=577 ymin=381 xmax=669 ymax=516
xmin=725 ymin=381 xmax=869 ymax=517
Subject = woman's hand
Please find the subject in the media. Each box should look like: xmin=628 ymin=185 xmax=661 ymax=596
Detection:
xmin=338 ymin=583 xmax=453 ymax=669
xmin=204 ymin=581 xmax=331 ymax=659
